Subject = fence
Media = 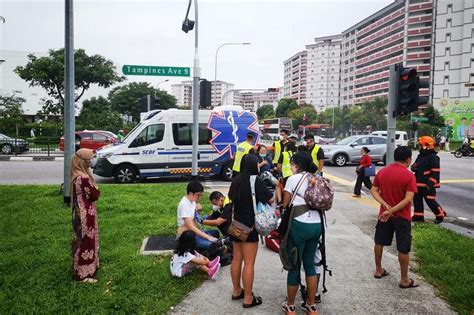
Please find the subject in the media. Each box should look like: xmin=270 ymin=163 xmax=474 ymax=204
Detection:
xmin=0 ymin=138 xmax=62 ymax=156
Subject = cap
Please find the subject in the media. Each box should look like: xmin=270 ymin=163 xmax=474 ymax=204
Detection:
xmin=289 ymin=134 xmax=298 ymax=139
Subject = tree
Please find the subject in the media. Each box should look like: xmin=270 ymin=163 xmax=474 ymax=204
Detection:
xmin=358 ymin=97 xmax=388 ymax=131
xmin=77 ymin=96 xmax=123 ymax=132
xmin=0 ymin=95 xmax=26 ymax=135
xmin=417 ymin=106 xmax=445 ymax=137
xmin=256 ymin=104 xmax=275 ymax=120
xmin=14 ymin=48 xmax=124 ymax=118
xmin=275 ymin=98 xmax=298 ymax=118
xmin=287 ymin=105 xmax=318 ymax=130
xmin=108 ymin=82 xmax=177 ymax=122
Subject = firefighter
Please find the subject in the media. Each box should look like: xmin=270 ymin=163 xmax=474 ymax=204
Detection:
xmin=411 ymin=136 xmax=446 ymax=224
xmin=232 ymin=133 xmax=255 ymax=178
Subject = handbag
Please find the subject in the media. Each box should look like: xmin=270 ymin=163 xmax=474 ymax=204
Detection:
xmin=364 ymin=164 xmax=376 ymax=177
xmin=227 ymin=207 xmax=253 ymax=241
xmin=250 ymin=175 xmax=278 ymax=236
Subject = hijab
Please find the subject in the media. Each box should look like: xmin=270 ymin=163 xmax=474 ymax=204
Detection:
xmin=70 ymin=148 xmax=96 ymax=188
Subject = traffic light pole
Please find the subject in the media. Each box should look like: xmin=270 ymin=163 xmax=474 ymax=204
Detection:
xmin=386 ymin=64 xmax=399 ymax=165
xmin=191 ymin=0 xmax=200 ymax=179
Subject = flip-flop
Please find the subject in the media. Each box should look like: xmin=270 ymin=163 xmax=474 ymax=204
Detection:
xmin=399 ymin=278 xmax=419 ymax=289
xmin=242 ymin=295 xmax=262 ymax=308
xmin=231 ymin=290 xmax=244 ymax=300
xmin=374 ymin=269 xmax=389 ymax=279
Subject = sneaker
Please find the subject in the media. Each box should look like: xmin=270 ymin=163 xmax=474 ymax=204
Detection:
xmin=281 ymin=301 xmax=296 ymax=314
xmin=434 ymin=217 xmax=444 ymax=224
xmin=208 ymin=263 xmax=221 ymax=280
xmin=301 ymin=302 xmax=318 ymax=314
xmin=209 ymin=256 xmax=220 ymax=269
xmin=315 ymin=294 xmax=321 ymax=304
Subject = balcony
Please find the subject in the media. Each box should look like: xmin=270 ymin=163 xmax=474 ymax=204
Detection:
xmin=407 ymin=52 xmax=431 ymax=61
xmin=354 ymin=70 xmax=389 ymax=85
xmin=407 ymin=39 xmax=431 ymax=49
xmin=356 ymin=31 xmax=404 ymax=57
xmin=408 ymin=2 xmax=432 ymax=13
xmin=408 ymin=14 xmax=432 ymax=24
xmin=354 ymin=91 xmax=388 ymax=104
xmin=355 ymin=43 xmax=403 ymax=67
xmin=357 ymin=8 xmax=404 ymax=38
xmin=354 ymin=81 xmax=389 ymax=95
xmin=407 ymin=27 xmax=432 ymax=37
xmin=357 ymin=19 xmax=405 ymax=48
xmin=355 ymin=55 xmax=403 ymax=76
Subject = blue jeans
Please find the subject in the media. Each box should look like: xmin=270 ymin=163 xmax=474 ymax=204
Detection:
xmin=195 ymin=230 xmax=220 ymax=251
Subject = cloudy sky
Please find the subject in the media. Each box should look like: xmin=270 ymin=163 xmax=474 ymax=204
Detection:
xmin=1 ymin=0 xmax=392 ymax=94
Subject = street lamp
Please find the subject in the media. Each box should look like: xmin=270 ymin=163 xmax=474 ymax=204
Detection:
xmin=154 ymin=79 xmax=169 ymax=98
xmin=214 ymin=42 xmax=251 ymax=82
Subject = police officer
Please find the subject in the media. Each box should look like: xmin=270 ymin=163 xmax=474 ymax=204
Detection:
xmin=411 ymin=136 xmax=446 ymax=224
xmin=272 ymin=129 xmax=290 ymax=166
xmin=303 ymin=133 xmax=325 ymax=174
xmin=232 ymin=133 xmax=255 ymax=178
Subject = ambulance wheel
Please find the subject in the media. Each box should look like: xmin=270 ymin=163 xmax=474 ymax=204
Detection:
xmin=114 ymin=164 xmax=138 ymax=183
xmin=221 ymin=163 xmax=234 ymax=181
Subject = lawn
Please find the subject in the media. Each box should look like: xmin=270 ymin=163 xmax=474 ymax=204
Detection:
xmin=0 ymin=184 xmax=209 ymax=314
xmin=412 ymin=223 xmax=474 ymax=315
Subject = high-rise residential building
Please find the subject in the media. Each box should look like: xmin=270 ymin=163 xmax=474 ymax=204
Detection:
xmin=211 ymin=80 xmax=234 ymax=107
xmin=283 ymin=50 xmax=307 ymax=105
xmin=171 ymin=80 xmax=193 ymax=108
xmin=306 ymin=35 xmax=342 ymax=112
xmin=236 ymin=90 xmax=279 ymax=112
xmin=432 ymin=0 xmax=474 ymax=108
xmin=340 ymin=0 xmax=434 ymax=106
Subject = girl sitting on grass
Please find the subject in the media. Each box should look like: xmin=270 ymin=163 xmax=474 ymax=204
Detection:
xmin=170 ymin=230 xmax=221 ymax=279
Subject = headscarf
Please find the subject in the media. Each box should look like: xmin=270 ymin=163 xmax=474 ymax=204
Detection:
xmin=70 ymin=148 xmax=96 ymax=187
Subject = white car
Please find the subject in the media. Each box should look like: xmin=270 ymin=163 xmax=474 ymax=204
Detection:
xmin=370 ymin=131 xmax=408 ymax=146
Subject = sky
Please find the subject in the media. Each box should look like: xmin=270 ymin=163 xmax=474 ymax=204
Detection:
xmin=0 ymin=0 xmax=393 ymax=95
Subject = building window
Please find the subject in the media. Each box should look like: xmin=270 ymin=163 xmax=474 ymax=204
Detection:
xmin=444 ymin=75 xmax=449 ymax=83
xmin=446 ymin=33 xmax=451 ymax=41
xmin=443 ymin=90 xmax=449 ymax=98
xmin=444 ymin=61 xmax=450 ymax=70
xmin=446 ymin=18 xmax=452 ymax=27
xmin=445 ymin=47 xmax=451 ymax=55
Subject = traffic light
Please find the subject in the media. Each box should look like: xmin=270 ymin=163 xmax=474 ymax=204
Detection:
xmin=200 ymin=79 xmax=212 ymax=108
xmin=181 ymin=18 xmax=195 ymax=33
xmin=396 ymin=67 xmax=429 ymax=115
xmin=139 ymin=95 xmax=157 ymax=112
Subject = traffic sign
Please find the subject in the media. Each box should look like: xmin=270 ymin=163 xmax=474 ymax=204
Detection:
xmin=411 ymin=116 xmax=428 ymax=122
xmin=122 ymin=65 xmax=190 ymax=77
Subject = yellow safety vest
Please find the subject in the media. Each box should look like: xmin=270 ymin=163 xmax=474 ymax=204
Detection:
xmin=223 ymin=196 xmax=231 ymax=206
xmin=233 ymin=141 xmax=252 ymax=172
xmin=310 ymin=144 xmax=321 ymax=171
xmin=273 ymin=140 xmax=282 ymax=164
xmin=282 ymin=151 xmax=294 ymax=178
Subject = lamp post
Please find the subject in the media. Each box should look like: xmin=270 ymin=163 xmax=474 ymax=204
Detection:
xmin=214 ymin=42 xmax=250 ymax=82
xmin=154 ymin=79 xmax=169 ymax=99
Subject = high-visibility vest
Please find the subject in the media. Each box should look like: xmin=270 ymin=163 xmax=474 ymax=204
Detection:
xmin=282 ymin=151 xmax=294 ymax=178
xmin=273 ymin=140 xmax=282 ymax=164
xmin=310 ymin=144 xmax=321 ymax=171
xmin=224 ymin=196 xmax=231 ymax=206
xmin=232 ymin=141 xmax=252 ymax=172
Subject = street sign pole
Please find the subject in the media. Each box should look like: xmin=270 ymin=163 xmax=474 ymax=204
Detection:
xmin=147 ymin=94 xmax=151 ymax=112
xmin=191 ymin=0 xmax=200 ymax=179
xmin=386 ymin=64 xmax=398 ymax=165
xmin=63 ymin=0 xmax=75 ymax=204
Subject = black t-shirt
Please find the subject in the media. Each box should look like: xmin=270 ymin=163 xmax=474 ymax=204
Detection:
xmin=228 ymin=176 xmax=272 ymax=228
xmin=218 ymin=204 xmax=232 ymax=236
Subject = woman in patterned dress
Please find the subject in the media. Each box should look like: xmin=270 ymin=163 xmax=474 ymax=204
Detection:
xmin=70 ymin=148 xmax=100 ymax=283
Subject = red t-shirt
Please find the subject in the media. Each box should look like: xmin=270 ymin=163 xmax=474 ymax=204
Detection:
xmin=359 ymin=155 xmax=372 ymax=168
xmin=373 ymin=163 xmax=417 ymax=221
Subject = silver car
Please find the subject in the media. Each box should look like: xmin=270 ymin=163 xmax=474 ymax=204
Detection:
xmin=321 ymin=135 xmax=387 ymax=167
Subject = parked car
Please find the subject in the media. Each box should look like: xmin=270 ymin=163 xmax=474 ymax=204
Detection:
xmin=59 ymin=130 xmax=119 ymax=152
xmin=321 ymin=135 xmax=387 ymax=167
xmin=370 ymin=130 xmax=408 ymax=146
xmin=0 ymin=133 xmax=29 ymax=154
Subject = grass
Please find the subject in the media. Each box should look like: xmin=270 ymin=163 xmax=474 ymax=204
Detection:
xmin=412 ymin=223 xmax=474 ymax=315
xmin=0 ymin=184 xmax=210 ymax=314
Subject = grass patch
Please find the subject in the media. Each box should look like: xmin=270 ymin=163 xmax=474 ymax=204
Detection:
xmin=0 ymin=184 xmax=210 ymax=314
xmin=412 ymin=223 xmax=474 ymax=315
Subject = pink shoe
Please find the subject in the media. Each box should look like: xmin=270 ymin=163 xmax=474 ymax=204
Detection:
xmin=209 ymin=256 xmax=220 ymax=269
xmin=208 ymin=263 xmax=221 ymax=280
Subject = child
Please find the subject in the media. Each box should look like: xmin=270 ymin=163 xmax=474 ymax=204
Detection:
xmin=170 ymin=230 xmax=221 ymax=279
xmin=257 ymin=145 xmax=275 ymax=173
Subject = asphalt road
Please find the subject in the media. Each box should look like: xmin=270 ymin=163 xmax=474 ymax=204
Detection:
xmin=1 ymin=152 xmax=472 ymax=222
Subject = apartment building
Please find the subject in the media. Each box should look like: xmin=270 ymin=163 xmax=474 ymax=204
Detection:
xmin=340 ymin=0 xmax=434 ymax=106
xmin=171 ymin=80 xmax=235 ymax=108
xmin=432 ymin=0 xmax=474 ymax=108
xmin=236 ymin=90 xmax=279 ymax=112
xmin=306 ymin=35 xmax=342 ymax=112
xmin=171 ymin=80 xmax=193 ymax=108
xmin=283 ymin=50 xmax=307 ymax=105
xmin=211 ymin=80 xmax=234 ymax=107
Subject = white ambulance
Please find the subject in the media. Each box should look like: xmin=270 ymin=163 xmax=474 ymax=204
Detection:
xmin=93 ymin=106 xmax=259 ymax=183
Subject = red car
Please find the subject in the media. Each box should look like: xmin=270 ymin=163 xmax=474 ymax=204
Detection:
xmin=59 ymin=130 xmax=119 ymax=152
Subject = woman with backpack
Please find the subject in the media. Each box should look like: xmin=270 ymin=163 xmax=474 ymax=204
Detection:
xmin=280 ymin=152 xmax=322 ymax=315
xmin=353 ymin=146 xmax=373 ymax=198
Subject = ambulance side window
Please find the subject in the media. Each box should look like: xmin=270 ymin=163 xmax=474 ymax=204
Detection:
xmin=130 ymin=124 xmax=165 ymax=148
xmin=172 ymin=123 xmax=212 ymax=145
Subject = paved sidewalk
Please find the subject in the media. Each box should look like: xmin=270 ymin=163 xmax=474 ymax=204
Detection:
xmin=171 ymin=193 xmax=454 ymax=314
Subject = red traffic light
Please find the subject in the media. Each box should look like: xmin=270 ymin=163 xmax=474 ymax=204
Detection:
xmin=400 ymin=68 xmax=417 ymax=81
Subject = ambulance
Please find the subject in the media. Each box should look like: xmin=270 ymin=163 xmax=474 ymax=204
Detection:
xmin=93 ymin=106 xmax=259 ymax=183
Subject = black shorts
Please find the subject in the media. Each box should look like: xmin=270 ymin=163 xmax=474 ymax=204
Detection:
xmin=374 ymin=217 xmax=411 ymax=254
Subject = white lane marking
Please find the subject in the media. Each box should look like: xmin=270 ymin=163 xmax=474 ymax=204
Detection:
xmin=457 ymin=217 xmax=469 ymax=221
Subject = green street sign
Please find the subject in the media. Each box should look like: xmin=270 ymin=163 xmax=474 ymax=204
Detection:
xmin=122 ymin=65 xmax=190 ymax=77
xmin=411 ymin=116 xmax=428 ymax=122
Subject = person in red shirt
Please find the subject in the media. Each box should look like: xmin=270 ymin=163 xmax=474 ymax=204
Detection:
xmin=370 ymin=146 xmax=419 ymax=289
xmin=353 ymin=147 xmax=373 ymax=197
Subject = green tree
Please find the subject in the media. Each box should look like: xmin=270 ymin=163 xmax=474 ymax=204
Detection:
xmin=108 ymin=82 xmax=177 ymax=122
xmin=0 ymin=95 xmax=26 ymax=135
xmin=288 ymin=105 xmax=318 ymax=130
xmin=275 ymin=98 xmax=298 ymax=118
xmin=256 ymin=104 xmax=275 ymax=120
xmin=358 ymin=97 xmax=388 ymax=131
xmin=77 ymin=96 xmax=123 ymax=132
xmin=14 ymin=48 xmax=124 ymax=118
xmin=417 ymin=106 xmax=445 ymax=137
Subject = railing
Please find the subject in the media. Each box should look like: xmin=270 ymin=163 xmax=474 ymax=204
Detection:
xmin=0 ymin=139 xmax=62 ymax=156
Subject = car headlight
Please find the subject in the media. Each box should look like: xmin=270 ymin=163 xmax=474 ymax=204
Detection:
xmin=98 ymin=152 xmax=113 ymax=159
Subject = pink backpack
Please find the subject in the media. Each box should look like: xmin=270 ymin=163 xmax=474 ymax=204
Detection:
xmin=304 ymin=175 xmax=334 ymax=211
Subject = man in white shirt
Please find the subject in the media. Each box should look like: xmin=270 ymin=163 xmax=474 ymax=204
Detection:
xmin=177 ymin=181 xmax=220 ymax=251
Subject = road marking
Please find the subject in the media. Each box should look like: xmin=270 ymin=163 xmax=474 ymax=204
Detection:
xmin=457 ymin=217 xmax=469 ymax=221
xmin=440 ymin=179 xmax=474 ymax=184
xmin=324 ymin=172 xmax=354 ymax=186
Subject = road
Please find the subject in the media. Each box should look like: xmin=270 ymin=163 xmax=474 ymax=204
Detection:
xmin=1 ymin=152 xmax=472 ymax=222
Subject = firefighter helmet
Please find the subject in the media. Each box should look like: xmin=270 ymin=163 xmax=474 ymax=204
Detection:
xmin=418 ymin=136 xmax=435 ymax=150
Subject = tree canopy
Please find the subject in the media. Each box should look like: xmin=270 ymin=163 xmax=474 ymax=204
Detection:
xmin=0 ymin=95 xmax=25 ymax=135
xmin=275 ymin=98 xmax=299 ymax=118
xmin=77 ymin=96 xmax=123 ymax=132
xmin=287 ymin=105 xmax=318 ymax=130
xmin=256 ymin=104 xmax=275 ymax=120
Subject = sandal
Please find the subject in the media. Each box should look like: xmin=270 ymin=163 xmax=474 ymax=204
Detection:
xmin=242 ymin=295 xmax=262 ymax=308
xmin=81 ymin=277 xmax=97 ymax=284
xmin=374 ymin=268 xmax=389 ymax=279
xmin=399 ymin=278 xmax=419 ymax=289
xmin=282 ymin=301 xmax=296 ymax=314
xmin=231 ymin=290 xmax=244 ymax=300
xmin=301 ymin=302 xmax=318 ymax=314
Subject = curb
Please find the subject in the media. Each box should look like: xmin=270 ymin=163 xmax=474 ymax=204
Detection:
xmin=0 ymin=156 xmax=64 ymax=161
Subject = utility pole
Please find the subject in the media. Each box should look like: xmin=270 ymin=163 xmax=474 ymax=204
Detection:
xmin=147 ymin=94 xmax=151 ymax=112
xmin=386 ymin=64 xmax=398 ymax=165
xmin=63 ymin=0 xmax=75 ymax=204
